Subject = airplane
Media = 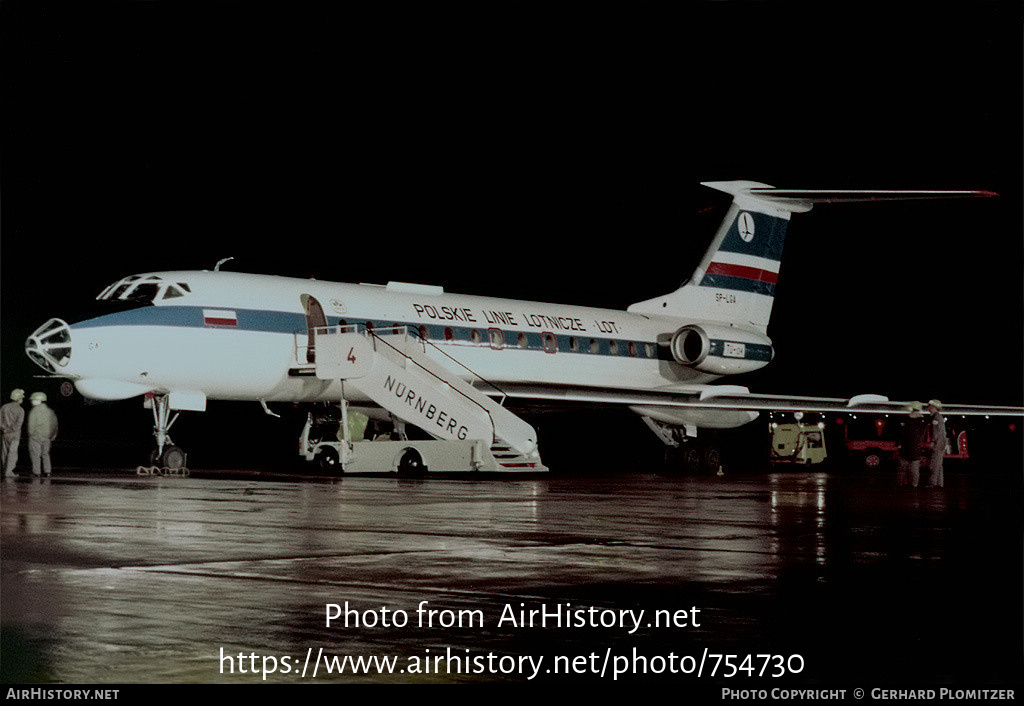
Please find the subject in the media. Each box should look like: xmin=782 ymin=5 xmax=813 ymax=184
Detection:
xmin=23 ymin=181 xmax=1022 ymax=474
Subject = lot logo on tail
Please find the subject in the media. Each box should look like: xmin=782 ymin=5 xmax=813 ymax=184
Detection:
xmin=738 ymin=212 xmax=755 ymax=242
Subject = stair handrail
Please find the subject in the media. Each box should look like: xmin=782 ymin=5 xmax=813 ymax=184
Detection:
xmin=313 ymin=324 xmax=508 ymax=441
xmin=314 ymin=324 xmax=509 ymax=405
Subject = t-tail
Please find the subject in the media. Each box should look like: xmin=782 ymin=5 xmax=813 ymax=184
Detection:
xmin=628 ymin=180 xmax=997 ymax=333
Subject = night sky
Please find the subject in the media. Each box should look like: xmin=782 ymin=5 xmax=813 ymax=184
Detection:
xmin=2 ymin=4 xmax=1021 ymax=464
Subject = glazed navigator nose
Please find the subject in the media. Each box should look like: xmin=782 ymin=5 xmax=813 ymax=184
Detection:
xmin=25 ymin=318 xmax=73 ymax=374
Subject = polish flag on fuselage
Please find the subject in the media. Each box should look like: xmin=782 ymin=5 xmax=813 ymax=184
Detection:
xmin=203 ymin=309 xmax=238 ymax=327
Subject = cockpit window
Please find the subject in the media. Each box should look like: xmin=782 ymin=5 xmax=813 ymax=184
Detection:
xmin=126 ymin=283 xmax=161 ymax=302
xmin=97 ymin=275 xmax=191 ymax=304
xmin=99 ymin=275 xmax=141 ymax=300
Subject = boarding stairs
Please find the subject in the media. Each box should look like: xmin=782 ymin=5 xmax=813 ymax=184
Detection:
xmin=299 ymin=325 xmax=544 ymax=471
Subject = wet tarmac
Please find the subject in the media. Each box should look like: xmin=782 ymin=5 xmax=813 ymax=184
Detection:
xmin=1 ymin=466 xmax=1021 ymax=685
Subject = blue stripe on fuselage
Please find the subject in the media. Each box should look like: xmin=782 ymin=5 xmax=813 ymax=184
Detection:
xmin=68 ymin=305 xmax=771 ymax=364
xmin=71 ymin=306 xmax=307 ymax=333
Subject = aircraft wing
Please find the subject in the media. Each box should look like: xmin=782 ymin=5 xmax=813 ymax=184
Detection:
xmin=492 ymin=383 xmax=1024 ymax=417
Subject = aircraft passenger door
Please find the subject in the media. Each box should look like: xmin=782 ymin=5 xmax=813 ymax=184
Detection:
xmin=300 ymin=294 xmax=327 ymax=364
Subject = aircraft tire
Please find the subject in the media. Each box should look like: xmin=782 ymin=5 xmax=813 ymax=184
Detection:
xmin=703 ymin=445 xmax=724 ymax=475
xmin=682 ymin=445 xmax=703 ymax=475
xmin=152 ymin=445 xmax=187 ymax=471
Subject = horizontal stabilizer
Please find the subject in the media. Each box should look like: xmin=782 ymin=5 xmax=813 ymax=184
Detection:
xmin=702 ymin=181 xmax=997 ymax=213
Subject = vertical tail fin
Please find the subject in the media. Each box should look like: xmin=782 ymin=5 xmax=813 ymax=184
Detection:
xmin=628 ymin=181 xmax=995 ymax=332
xmin=628 ymin=181 xmax=802 ymax=331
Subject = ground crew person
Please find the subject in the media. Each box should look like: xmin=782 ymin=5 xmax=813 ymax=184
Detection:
xmin=896 ymin=402 xmax=927 ymax=487
xmin=925 ymin=400 xmax=946 ymax=488
xmin=27 ymin=392 xmax=58 ymax=476
xmin=1 ymin=389 xmax=26 ymax=476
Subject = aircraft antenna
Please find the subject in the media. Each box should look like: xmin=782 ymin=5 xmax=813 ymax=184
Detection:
xmin=215 ymin=257 xmax=235 ymax=271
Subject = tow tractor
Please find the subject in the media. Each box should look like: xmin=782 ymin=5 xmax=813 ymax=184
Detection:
xmin=838 ymin=416 xmax=969 ymax=470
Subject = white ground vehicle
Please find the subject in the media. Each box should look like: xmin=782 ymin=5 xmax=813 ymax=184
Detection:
xmin=769 ymin=421 xmax=828 ymax=466
xmin=298 ymin=413 xmax=539 ymax=475
xmin=297 ymin=325 xmax=545 ymax=474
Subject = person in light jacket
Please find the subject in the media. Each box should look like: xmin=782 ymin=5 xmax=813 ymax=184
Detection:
xmin=27 ymin=392 xmax=58 ymax=476
xmin=1 ymin=389 xmax=25 ymax=476
xmin=924 ymin=400 xmax=946 ymax=488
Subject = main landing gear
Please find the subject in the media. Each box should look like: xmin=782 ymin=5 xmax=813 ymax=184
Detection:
xmin=667 ymin=440 xmax=725 ymax=476
xmin=147 ymin=393 xmax=187 ymax=471
xmin=643 ymin=417 xmax=726 ymax=475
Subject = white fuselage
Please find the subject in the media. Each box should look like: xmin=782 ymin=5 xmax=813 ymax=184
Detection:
xmin=48 ymin=271 xmax=738 ymax=407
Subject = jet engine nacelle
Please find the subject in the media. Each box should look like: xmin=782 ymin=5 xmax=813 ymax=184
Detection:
xmin=670 ymin=324 xmax=773 ymax=376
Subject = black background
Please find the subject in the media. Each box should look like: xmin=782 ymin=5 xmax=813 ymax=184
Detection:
xmin=2 ymin=3 xmax=1021 ymax=468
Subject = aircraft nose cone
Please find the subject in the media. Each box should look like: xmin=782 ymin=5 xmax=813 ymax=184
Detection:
xmin=25 ymin=318 xmax=73 ymax=374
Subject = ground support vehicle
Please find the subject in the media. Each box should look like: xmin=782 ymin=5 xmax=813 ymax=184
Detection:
xmin=769 ymin=421 xmax=828 ymax=466
xmin=840 ymin=417 xmax=969 ymax=470
xmin=296 ymin=325 xmax=546 ymax=474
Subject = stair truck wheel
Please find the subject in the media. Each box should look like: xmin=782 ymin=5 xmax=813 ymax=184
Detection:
xmin=397 ymin=448 xmax=427 ymax=477
xmin=317 ymin=446 xmax=342 ymax=475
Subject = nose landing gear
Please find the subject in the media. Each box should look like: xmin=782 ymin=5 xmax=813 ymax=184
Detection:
xmin=147 ymin=393 xmax=188 ymax=471
xmin=151 ymin=444 xmax=187 ymax=470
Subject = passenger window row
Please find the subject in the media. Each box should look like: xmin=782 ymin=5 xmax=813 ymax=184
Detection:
xmin=335 ymin=320 xmax=659 ymax=358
